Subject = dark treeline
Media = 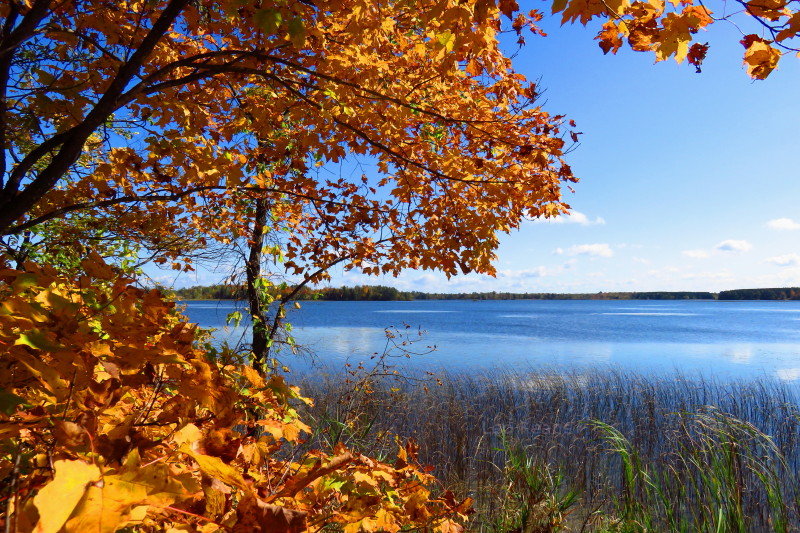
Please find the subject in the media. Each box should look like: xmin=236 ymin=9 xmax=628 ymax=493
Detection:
xmin=174 ymin=284 xmax=721 ymax=301
xmin=173 ymin=284 xmax=800 ymax=301
xmin=303 ymin=288 xmax=715 ymax=301
xmin=718 ymin=287 xmax=800 ymax=300
xmin=174 ymin=284 xmax=242 ymax=300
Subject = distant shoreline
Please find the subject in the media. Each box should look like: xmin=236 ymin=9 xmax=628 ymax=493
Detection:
xmin=172 ymin=285 xmax=800 ymax=302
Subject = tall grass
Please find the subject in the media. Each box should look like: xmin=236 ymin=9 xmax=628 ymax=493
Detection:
xmin=297 ymin=367 xmax=800 ymax=531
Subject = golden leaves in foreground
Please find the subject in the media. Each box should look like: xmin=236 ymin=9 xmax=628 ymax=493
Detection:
xmin=0 ymin=260 xmax=470 ymax=532
xmin=33 ymin=460 xmax=101 ymax=533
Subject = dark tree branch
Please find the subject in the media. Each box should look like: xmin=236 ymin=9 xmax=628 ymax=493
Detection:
xmin=0 ymin=3 xmax=19 ymax=188
xmin=0 ymin=0 xmax=51 ymax=59
xmin=4 ymin=184 xmax=388 ymax=235
xmin=0 ymin=0 xmax=191 ymax=234
xmin=263 ymin=72 xmax=511 ymax=185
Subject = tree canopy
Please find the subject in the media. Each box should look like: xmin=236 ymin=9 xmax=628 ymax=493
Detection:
xmin=0 ymin=0 xmax=581 ymax=280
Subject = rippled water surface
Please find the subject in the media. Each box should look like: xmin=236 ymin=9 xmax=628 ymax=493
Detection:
xmin=181 ymin=299 xmax=800 ymax=382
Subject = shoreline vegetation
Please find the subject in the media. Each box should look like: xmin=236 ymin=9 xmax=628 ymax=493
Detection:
xmin=299 ymin=367 xmax=800 ymax=531
xmin=173 ymin=284 xmax=800 ymax=302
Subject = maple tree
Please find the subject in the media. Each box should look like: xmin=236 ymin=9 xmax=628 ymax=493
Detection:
xmin=1 ymin=0 xmax=798 ymax=531
xmin=0 ymin=0 xmax=577 ymax=280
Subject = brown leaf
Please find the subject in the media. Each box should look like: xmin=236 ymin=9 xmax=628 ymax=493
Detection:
xmin=687 ymin=42 xmax=709 ymax=72
xmin=234 ymin=496 xmax=307 ymax=533
xmin=499 ymin=0 xmax=520 ymax=19
xmin=53 ymin=420 xmax=88 ymax=449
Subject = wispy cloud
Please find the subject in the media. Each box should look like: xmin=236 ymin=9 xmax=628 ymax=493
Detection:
xmin=681 ymin=240 xmax=751 ymax=260
xmin=499 ymin=259 xmax=577 ymax=280
xmin=682 ymin=249 xmax=711 ymax=259
xmin=498 ymin=266 xmax=549 ymax=279
xmin=767 ymin=218 xmax=800 ymax=231
xmin=715 ymin=239 xmax=752 ymax=253
xmin=532 ymin=211 xmax=605 ymax=226
xmin=556 ymin=243 xmax=613 ymax=258
xmin=766 ymin=253 xmax=800 ymax=267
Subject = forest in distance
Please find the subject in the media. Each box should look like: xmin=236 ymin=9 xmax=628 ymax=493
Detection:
xmin=172 ymin=284 xmax=800 ymax=301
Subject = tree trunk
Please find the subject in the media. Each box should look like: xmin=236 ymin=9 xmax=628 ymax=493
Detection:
xmin=245 ymin=197 xmax=269 ymax=374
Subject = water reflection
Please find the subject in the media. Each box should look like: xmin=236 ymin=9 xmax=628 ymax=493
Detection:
xmin=724 ymin=345 xmax=754 ymax=364
xmin=181 ymin=299 xmax=800 ymax=383
xmin=777 ymin=368 xmax=800 ymax=382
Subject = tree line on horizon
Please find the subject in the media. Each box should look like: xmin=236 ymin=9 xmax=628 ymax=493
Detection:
xmin=172 ymin=284 xmax=800 ymax=301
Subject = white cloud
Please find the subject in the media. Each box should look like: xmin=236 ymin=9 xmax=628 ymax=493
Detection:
xmin=715 ymin=239 xmax=752 ymax=253
xmin=562 ymin=243 xmax=613 ymax=258
xmin=682 ymin=249 xmax=711 ymax=259
xmin=498 ymin=266 xmax=549 ymax=279
xmin=680 ymin=240 xmax=751 ymax=261
xmin=632 ymin=257 xmax=651 ymax=265
xmin=446 ymin=274 xmax=489 ymax=288
xmin=766 ymin=253 xmax=800 ymax=267
xmin=767 ymin=218 xmax=800 ymax=231
xmin=499 ymin=260 xmax=577 ymax=280
xmin=553 ymin=247 xmax=564 ymax=255
xmin=532 ymin=211 xmax=605 ymax=226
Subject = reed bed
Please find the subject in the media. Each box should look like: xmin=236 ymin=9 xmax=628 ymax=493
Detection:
xmin=296 ymin=366 xmax=800 ymax=531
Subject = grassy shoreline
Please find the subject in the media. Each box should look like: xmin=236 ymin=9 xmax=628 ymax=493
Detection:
xmin=298 ymin=368 xmax=800 ymax=531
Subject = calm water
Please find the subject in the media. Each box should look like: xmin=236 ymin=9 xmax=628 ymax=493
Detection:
xmin=181 ymin=299 xmax=800 ymax=382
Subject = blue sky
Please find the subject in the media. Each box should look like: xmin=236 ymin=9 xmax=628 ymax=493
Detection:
xmin=163 ymin=12 xmax=800 ymax=293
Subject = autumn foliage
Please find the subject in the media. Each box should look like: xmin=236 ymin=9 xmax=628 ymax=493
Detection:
xmin=0 ymin=258 xmax=471 ymax=531
xmin=553 ymin=0 xmax=800 ymax=78
xmin=0 ymin=0 xmax=579 ymax=279
xmin=0 ymin=0 xmax=798 ymax=530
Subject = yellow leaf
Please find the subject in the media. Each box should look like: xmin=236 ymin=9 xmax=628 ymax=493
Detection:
xmin=34 ymin=460 xmax=100 ymax=533
xmin=64 ymin=463 xmax=196 ymax=532
xmin=15 ymin=330 xmax=64 ymax=352
xmin=80 ymin=252 xmax=116 ymax=280
xmin=374 ymin=508 xmax=400 ymax=532
xmin=436 ymin=31 xmax=456 ymax=52
xmin=173 ymin=423 xmax=203 ymax=447
xmin=242 ymin=365 xmax=266 ymax=388
xmin=181 ymin=445 xmax=252 ymax=492
xmin=10 ymin=272 xmax=40 ymax=293
xmin=352 ymin=470 xmax=379 ymax=487
xmin=742 ymin=36 xmax=781 ymax=79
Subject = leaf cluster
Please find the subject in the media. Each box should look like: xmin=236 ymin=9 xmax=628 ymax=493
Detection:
xmin=552 ymin=0 xmax=800 ymax=78
xmin=0 ymin=258 xmax=471 ymax=532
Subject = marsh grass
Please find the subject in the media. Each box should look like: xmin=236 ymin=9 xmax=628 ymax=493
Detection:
xmin=298 ymin=368 xmax=800 ymax=531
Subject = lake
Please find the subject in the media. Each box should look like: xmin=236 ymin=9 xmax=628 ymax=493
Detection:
xmin=181 ymin=299 xmax=800 ymax=382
